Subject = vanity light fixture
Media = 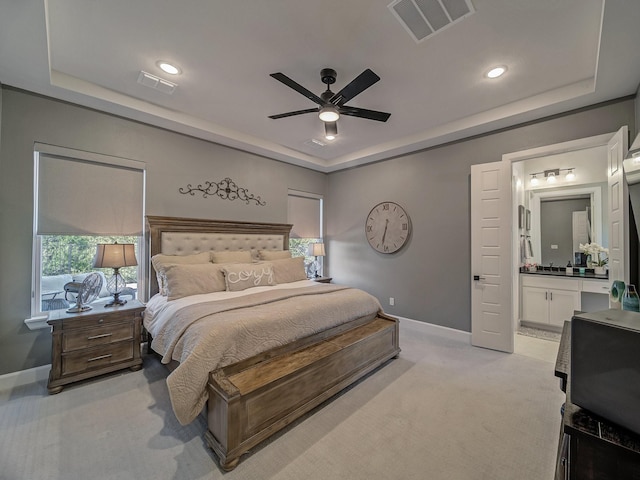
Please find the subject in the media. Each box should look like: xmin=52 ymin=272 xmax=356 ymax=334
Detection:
xmin=157 ymin=61 xmax=181 ymax=75
xmin=528 ymin=168 xmax=575 ymax=187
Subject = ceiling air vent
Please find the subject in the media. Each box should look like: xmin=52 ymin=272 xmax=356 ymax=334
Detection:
xmin=137 ymin=71 xmax=178 ymax=94
xmin=389 ymin=0 xmax=475 ymax=43
xmin=304 ymin=138 xmax=327 ymax=149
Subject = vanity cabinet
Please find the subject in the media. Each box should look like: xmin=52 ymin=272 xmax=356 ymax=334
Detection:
xmin=521 ymin=276 xmax=580 ymax=327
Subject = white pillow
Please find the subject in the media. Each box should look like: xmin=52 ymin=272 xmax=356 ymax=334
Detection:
xmin=258 ymin=250 xmax=292 ymax=261
xmin=164 ymin=263 xmax=227 ymax=301
xmin=270 ymin=257 xmax=307 ymax=284
xmin=151 ymin=251 xmax=211 ymax=295
xmin=222 ymin=262 xmax=275 ymax=292
xmin=210 ymin=250 xmax=253 ymax=264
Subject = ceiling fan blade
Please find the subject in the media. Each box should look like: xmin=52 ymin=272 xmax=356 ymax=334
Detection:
xmin=268 ymin=108 xmax=319 ymax=119
xmin=270 ymin=73 xmax=325 ymax=106
xmin=339 ymin=106 xmax=391 ymax=122
xmin=330 ymin=69 xmax=380 ymax=106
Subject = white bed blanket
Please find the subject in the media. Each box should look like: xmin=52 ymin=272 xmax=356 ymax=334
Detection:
xmin=146 ymin=283 xmax=381 ymax=425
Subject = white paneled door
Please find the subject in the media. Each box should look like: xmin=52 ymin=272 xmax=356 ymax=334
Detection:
xmin=471 ymin=161 xmax=513 ymax=353
xmin=607 ymin=126 xmax=629 ymax=284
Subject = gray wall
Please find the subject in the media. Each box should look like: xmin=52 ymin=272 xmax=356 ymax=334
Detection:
xmin=0 ymin=87 xmax=326 ymax=375
xmin=540 ymin=197 xmax=591 ymax=266
xmin=326 ymin=99 xmax=635 ymax=332
xmin=0 ymin=85 xmax=636 ymax=375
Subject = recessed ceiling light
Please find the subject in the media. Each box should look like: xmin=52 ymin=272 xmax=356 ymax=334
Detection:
xmin=486 ymin=66 xmax=507 ymax=79
xmin=157 ymin=61 xmax=181 ymax=75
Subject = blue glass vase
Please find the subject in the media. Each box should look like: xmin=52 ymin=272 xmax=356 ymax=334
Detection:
xmin=622 ymin=284 xmax=640 ymax=312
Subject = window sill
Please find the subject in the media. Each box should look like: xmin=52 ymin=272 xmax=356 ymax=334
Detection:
xmin=24 ymin=315 xmax=50 ymax=331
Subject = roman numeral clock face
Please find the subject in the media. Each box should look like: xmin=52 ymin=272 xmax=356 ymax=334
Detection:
xmin=365 ymin=202 xmax=411 ymax=254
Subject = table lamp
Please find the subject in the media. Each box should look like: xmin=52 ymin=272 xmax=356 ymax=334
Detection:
xmin=93 ymin=243 xmax=138 ymax=307
xmin=307 ymin=242 xmax=325 ymax=278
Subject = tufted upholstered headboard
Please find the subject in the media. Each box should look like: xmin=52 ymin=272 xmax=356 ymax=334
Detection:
xmin=145 ymin=216 xmax=292 ymax=298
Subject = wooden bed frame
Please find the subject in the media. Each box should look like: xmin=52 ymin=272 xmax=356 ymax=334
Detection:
xmin=146 ymin=215 xmax=400 ymax=470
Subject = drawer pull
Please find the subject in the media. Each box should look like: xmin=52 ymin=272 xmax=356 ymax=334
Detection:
xmin=87 ymin=354 xmax=112 ymax=363
xmin=87 ymin=333 xmax=112 ymax=340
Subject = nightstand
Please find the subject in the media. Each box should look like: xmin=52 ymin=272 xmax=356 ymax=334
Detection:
xmin=312 ymin=276 xmax=332 ymax=283
xmin=47 ymin=299 xmax=145 ymax=394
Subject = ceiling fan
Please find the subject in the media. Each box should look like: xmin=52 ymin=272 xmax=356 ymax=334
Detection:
xmin=268 ymin=68 xmax=391 ymax=139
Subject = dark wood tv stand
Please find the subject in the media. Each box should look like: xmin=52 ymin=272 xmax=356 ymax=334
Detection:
xmin=554 ymin=316 xmax=640 ymax=479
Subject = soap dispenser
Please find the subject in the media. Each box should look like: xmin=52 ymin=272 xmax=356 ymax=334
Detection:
xmin=566 ymin=261 xmax=573 ymax=275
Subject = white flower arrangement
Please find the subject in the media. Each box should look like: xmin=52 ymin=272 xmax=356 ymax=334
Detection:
xmin=579 ymin=242 xmax=609 ymax=267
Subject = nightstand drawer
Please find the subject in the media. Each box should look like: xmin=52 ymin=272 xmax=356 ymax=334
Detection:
xmin=61 ymin=309 xmax=139 ymax=330
xmin=62 ymin=323 xmax=133 ymax=352
xmin=47 ymin=300 xmax=144 ymax=394
xmin=62 ymin=341 xmax=134 ymax=376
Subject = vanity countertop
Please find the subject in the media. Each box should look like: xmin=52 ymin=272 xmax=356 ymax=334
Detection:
xmin=520 ymin=268 xmax=608 ymax=280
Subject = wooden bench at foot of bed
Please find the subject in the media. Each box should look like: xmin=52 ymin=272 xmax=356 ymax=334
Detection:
xmin=204 ymin=313 xmax=400 ymax=471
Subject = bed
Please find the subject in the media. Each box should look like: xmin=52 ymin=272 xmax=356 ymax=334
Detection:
xmin=144 ymin=215 xmax=400 ymax=470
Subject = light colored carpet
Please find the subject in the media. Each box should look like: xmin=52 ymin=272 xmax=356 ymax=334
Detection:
xmin=0 ymin=320 xmax=564 ymax=480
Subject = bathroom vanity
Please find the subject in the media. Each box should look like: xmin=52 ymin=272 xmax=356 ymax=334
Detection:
xmin=520 ymin=271 xmax=609 ymax=328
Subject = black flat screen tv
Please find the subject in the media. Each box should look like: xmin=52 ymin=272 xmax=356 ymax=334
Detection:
xmin=571 ymin=310 xmax=640 ymax=436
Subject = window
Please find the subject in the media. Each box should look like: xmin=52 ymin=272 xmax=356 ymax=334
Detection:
xmin=31 ymin=144 xmax=145 ymax=318
xmin=287 ymin=190 xmax=323 ymax=277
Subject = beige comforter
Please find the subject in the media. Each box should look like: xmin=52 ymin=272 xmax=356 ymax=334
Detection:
xmin=151 ymin=284 xmax=381 ymax=425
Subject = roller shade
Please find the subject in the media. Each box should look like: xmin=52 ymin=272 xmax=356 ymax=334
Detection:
xmin=288 ymin=193 xmax=321 ymax=238
xmin=37 ymin=153 xmax=144 ymax=236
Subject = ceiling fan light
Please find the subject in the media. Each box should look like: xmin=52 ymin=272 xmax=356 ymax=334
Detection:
xmin=319 ymin=106 xmax=339 ymax=122
xmin=325 ymin=121 xmax=337 ymax=140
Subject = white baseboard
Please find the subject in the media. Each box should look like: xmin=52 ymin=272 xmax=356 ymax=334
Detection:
xmin=0 ymin=364 xmax=50 ymax=390
xmin=2 ymin=318 xmax=469 ymax=390
xmin=396 ymin=316 xmax=472 ymax=343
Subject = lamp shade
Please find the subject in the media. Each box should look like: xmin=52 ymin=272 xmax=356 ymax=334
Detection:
xmin=308 ymin=243 xmax=325 ymax=257
xmin=93 ymin=243 xmax=138 ymax=269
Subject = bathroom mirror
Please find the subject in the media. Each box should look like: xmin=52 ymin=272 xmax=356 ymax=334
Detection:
xmin=529 ymin=184 xmax=607 ymax=267
xmin=623 ymin=156 xmax=640 ymax=237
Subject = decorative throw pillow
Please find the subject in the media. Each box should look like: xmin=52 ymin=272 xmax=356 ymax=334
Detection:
xmin=163 ymin=263 xmax=227 ymax=301
xmin=222 ymin=262 xmax=275 ymax=292
xmin=210 ymin=250 xmax=253 ymax=264
xmin=270 ymin=257 xmax=307 ymax=284
xmin=258 ymin=250 xmax=292 ymax=261
xmin=151 ymin=251 xmax=211 ymax=295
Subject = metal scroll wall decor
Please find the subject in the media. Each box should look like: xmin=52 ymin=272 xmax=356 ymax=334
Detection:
xmin=179 ymin=177 xmax=266 ymax=206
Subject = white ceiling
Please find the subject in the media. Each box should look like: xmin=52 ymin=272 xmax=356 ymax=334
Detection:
xmin=1 ymin=0 xmax=640 ymax=172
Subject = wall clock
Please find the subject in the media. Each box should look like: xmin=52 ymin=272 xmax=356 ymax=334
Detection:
xmin=365 ymin=201 xmax=411 ymax=254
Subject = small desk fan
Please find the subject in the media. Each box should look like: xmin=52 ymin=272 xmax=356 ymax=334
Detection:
xmin=64 ymin=272 xmax=103 ymax=313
